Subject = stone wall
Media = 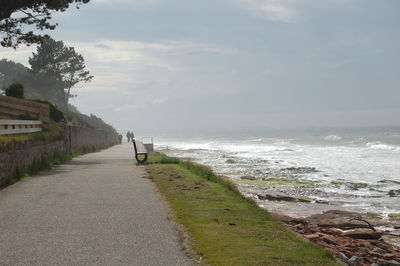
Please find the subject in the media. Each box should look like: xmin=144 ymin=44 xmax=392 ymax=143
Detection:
xmin=67 ymin=126 xmax=120 ymax=154
xmin=0 ymin=126 xmax=120 ymax=186
xmin=0 ymin=138 xmax=67 ymax=186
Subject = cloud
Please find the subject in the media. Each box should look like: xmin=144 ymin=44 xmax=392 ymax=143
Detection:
xmin=231 ymin=0 xmax=297 ymax=23
xmin=328 ymin=59 xmax=354 ymax=69
xmin=0 ymin=46 xmax=35 ymax=66
xmin=95 ymin=43 xmax=111 ymax=49
xmin=114 ymin=103 xmax=146 ymax=112
xmin=92 ymin=0 xmax=160 ymax=6
xmin=152 ymin=96 xmax=169 ymax=105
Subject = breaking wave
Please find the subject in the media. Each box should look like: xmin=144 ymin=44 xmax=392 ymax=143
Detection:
xmin=366 ymin=142 xmax=400 ymax=151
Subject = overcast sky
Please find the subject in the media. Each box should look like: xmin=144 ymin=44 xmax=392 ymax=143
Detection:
xmin=1 ymin=0 xmax=399 ymax=133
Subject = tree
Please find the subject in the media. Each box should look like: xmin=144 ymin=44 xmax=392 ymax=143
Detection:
xmin=0 ymin=0 xmax=90 ymax=48
xmin=0 ymin=59 xmax=31 ymax=89
xmin=0 ymin=72 xmax=5 ymax=91
xmin=29 ymin=37 xmax=93 ymax=107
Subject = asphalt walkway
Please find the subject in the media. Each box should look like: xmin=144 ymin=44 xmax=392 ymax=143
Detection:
xmin=0 ymin=143 xmax=193 ymax=265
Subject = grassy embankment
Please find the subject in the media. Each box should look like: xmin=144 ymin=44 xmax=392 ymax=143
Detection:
xmin=147 ymin=152 xmax=339 ymax=266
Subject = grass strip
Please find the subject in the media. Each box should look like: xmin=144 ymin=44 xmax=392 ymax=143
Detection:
xmin=147 ymin=153 xmax=338 ymax=266
xmin=0 ymin=121 xmax=64 ymax=150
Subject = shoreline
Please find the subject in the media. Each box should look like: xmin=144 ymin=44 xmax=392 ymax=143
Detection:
xmin=234 ymin=173 xmax=400 ymax=264
xmin=159 ymin=149 xmax=400 ymax=265
xmin=273 ymin=210 xmax=400 ymax=265
xmin=147 ymin=152 xmax=339 ymax=265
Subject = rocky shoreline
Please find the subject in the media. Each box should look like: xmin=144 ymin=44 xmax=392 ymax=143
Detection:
xmin=234 ymin=180 xmax=400 ymax=265
xmin=160 ymin=149 xmax=400 ymax=264
xmin=274 ymin=209 xmax=400 ymax=266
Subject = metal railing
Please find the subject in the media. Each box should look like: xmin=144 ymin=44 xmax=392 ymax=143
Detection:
xmin=0 ymin=120 xmax=43 ymax=135
xmin=141 ymin=137 xmax=154 ymax=153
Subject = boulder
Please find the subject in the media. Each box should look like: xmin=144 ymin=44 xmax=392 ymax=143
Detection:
xmin=304 ymin=234 xmax=319 ymax=240
xmin=240 ymin=175 xmax=256 ymax=180
xmin=338 ymin=252 xmax=349 ymax=261
xmin=348 ymin=256 xmax=361 ymax=265
xmin=257 ymin=193 xmax=296 ymax=202
xmin=343 ymin=230 xmax=382 ymax=240
xmin=388 ymin=189 xmax=400 ymax=197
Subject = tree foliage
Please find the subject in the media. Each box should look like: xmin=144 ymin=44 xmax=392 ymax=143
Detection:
xmin=29 ymin=37 xmax=93 ymax=106
xmin=0 ymin=58 xmax=30 ymax=89
xmin=0 ymin=0 xmax=90 ymax=48
xmin=0 ymin=58 xmax=65 ymax=106
xmin=33 ymin=99 xmax=65 ymax=122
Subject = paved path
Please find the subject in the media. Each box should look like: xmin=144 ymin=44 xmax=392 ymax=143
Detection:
xmin=0 ymin=144 xmax=193 ymax=266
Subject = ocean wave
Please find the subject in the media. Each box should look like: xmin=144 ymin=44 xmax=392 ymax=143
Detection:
xmin=249 ymin=138 xmax=263 ymax=142
xmin=366 ymin=141 xmax=400 ymax=151
xmin=324 ymin=135 xmax=342 ymax=141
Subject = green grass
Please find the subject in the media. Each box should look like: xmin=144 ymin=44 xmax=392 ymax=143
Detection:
xmin=0 ymin=121 xmax=64 ymax=149
xmin=147 ymin=153 xmax=338 ymax=266
xmin=388 ymin=213 xmax=400 ymax=219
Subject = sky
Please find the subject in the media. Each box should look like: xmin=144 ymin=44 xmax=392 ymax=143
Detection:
xmin=0 ymin=0 xmax=399 ymax=134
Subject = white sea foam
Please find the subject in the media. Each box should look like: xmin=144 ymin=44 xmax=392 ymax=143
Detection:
xmin=324 ymin=134 xmax=342 ymax=141
xmin=249 ymin=138 xmax=263 ymax=142
xmin=154 ymin=128 xmax=400 ymax=214
xmin=366 ymin=141 xmax=400 ymax=151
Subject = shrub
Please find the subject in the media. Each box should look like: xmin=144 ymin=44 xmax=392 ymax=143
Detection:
xmin=17 ymin=113 xmax=37 ymax=120
xmin=32 ymin=99 xmax=65 ymax=122
xmin=5 ymin=82 xmax=24 ymax=98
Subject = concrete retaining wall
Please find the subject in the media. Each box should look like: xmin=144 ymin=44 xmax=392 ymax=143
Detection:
xmin=0 ymin=126 xmax=120 ymax=186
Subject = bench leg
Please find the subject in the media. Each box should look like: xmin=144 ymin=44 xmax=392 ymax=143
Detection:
xmin=135 ymin=153 xmax=148 ymax=164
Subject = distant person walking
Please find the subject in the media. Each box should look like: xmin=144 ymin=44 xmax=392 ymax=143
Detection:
xmin=126 ymin=131 xmax=131 ymax=143
xmin=129 ymin=131 xmax=135 ymax=141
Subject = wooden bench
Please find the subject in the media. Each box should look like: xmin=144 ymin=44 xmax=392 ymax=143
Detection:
xmin=132 ymin=140 xmax=148 ymax=164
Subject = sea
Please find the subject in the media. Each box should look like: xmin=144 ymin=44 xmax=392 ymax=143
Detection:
xmin=149 ymin=127 xmax=400 ymax=218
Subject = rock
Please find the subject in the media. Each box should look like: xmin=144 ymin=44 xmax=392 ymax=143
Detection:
xmin=257 ymin=193 xmax=296 ymax=202
xmin=343 ymin=230 xmax=382 ymax=240
xmin=317 ymin=222 xmax=370 ymax=230
xmin=321 ymin=235 xmax=347 ymax=246
xmin=304 ymin=234 xmax=319 ymax=240
xmin=372 ymin=247 xmax=386 ymax=254
xmin=348 ymin=256 xmax=361 ymax=265
xmin=338 ymin=252 xmax=349 ymax=261
xmin=388 ymin=189 xmax=400 ymax=197
xmin=240 ymin=175 xmax=256 ymax=180
xmin=225 ymin=159 xmax=236 ymax=164
xmin=388 ymin=260 xmax=400 ymax=265
xmin=282 ymin=167 xmax=318 ymax=173
xmin=382 ymin=254 xmax=395 ymax=260
xmin=274 ymin=214 xmax=308 ymax=225
xmin=370 ymin=263 xmax=380 ymax=266
xmin=320 ymin=228 xmax=343 ymax=236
